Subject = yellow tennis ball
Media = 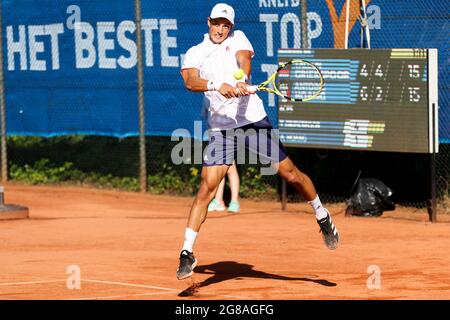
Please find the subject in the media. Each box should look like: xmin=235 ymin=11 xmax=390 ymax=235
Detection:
xmin=233 ymin=69 xmax=245 ymax=80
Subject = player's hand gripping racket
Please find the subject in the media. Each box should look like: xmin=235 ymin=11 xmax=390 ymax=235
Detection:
xmin=247 ymin=59 xmax=324 ymax=102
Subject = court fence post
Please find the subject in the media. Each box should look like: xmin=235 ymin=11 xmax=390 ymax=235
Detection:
xmin=428 ymin=102 xmax=438 ymax=223
xmin=281 ymin=179 xmax=287 ymax=211
xmin=429 ymin=151 xmax=437 ymax=223
xmin=134 ymin=0 xmax=147 ymax=192
xmin=0 ymin=1 xmax=8 ymax=183
xmin=301 ymin=0 xmax=309 ymax=49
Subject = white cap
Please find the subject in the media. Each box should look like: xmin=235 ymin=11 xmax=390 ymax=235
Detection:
xmin=210 ymin=3 xmax=235 ymax=25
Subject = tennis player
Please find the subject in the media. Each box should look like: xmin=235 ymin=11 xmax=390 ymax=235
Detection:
xmin=177 ymin=3 xmax=339 ymax=280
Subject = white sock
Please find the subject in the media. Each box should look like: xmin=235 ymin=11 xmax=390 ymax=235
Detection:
xmin=181 ymin=228 xmax=198 ymax=253
xmin=308 ymin=195 xmax=328 ymax=220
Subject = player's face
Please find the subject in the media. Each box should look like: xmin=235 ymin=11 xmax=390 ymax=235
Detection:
xmin=208 ymin=18 xmax=233 ymax=44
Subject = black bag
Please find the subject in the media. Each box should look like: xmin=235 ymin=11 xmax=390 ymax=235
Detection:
xmin=346 ymin=177 xmax=395 ymax=217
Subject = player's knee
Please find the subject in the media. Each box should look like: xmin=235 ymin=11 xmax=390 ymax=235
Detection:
xmin=282 ymin=168 xmax=303 ymax=186
xmin=197 ymin=180 xmax=217 ymax=200
xmin=285 ymin=173 xmax=298 ymax=185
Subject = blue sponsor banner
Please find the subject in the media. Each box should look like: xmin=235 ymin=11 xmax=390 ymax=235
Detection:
xmin=2 ymin=0 xmax=449 ymax=142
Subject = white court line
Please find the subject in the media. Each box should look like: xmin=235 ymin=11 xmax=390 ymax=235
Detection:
xmin=83 ymin=280 xmax=250 ymax=299
xmin=70 ymin=291 xmax=248 ymax=300
xmin=82 ymin=279 xmax=179 ymax=292
xmin=0 ymin=278 xmax=178 ymax=292
xmin=0 ymin=278 xmax=248 ymax=299
xmin=67 ymin=291 xmax=176 ymax=300
xmin=81 ymin=280 xmax=251 ymax=299
xmin=0 ymin=279 xmax=66 ymax=286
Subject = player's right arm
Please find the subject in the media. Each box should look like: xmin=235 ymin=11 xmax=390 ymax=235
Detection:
xmin=180 ymin=68 xmax=208 ymax=92
xmin=181 ymin=68 xmax=239 ymax=99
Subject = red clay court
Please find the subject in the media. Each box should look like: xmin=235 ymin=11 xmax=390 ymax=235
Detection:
xmin=1 ymin=183 xmax=450 ymax=300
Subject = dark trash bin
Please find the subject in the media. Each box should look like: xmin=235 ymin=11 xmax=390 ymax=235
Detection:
xmin=346 ymin=177 xmax=396 ymax=217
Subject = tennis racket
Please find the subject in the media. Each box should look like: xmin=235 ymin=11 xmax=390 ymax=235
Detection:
xmin=247 ymin=59 xmax=324 ymax=102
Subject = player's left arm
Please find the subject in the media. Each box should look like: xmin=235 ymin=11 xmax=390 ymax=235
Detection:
xmin=235 ymin=50 xmax=253 ymax=94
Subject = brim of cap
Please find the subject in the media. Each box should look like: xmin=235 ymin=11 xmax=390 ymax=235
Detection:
xmin=209 ymin=16 xmax=234 ymax=24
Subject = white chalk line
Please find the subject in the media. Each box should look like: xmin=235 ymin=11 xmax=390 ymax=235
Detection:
xmin=66 ymin=291 xmax=177 ymax=300
xmin=0 ymin=278 xmax=178 ymax=292
xmin=82 ymin=279 xmax=179 ymax=292
xmin=0 ymin=278 xmax=249 ymax=299
xmin=0 ymin=279 xmax=66 ymax=286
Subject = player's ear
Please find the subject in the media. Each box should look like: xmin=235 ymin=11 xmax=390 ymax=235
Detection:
xmin=207 ymin=17 xmax=211 ymax=28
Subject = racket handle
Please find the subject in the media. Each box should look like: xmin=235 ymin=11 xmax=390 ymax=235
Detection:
xmin=247 ymin=85 xmax=258 ymax=93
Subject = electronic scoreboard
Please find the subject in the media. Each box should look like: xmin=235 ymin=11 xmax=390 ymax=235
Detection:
xmin=277 ymin=49 xmax=438 ymax=153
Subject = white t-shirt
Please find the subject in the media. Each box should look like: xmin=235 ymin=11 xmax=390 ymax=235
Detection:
xmin=181 ymin=30 xmax=267 ymax=130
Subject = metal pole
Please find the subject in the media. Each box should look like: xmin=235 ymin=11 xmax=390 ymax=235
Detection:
xmin=134 ymin=0 xmax=147 ymax=192
xmin=430 ymin=103 xmax=437 ymax=223
xmin=0 ymin=2 xmax=7 ymax=182
xmin=359 ymin=0 xmax=364 ymax=48
xmin=300 ymin=0 xmax=309 ymax=48
xmin=361 ymin=0 xmax=371 ymax=48
xmin=430 ymin=152 xmax=437 ymax=223
xmin=281 ymin=179 xmax=287 ymax=211
xmin=345 ymin=0 xmax=351 ymax=49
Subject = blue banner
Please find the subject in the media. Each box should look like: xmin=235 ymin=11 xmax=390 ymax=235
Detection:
xmin=3 ymin=0 xmax=449 ymax=142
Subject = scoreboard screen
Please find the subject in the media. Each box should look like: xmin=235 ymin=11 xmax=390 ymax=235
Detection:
xmin=277 ymin=49 xmax=438 ymax=153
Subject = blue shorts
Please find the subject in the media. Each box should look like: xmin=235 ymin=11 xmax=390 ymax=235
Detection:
xmin=203 ymin=117 xmax=289 ymax=167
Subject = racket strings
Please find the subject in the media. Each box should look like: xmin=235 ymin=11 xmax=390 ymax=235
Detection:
xmin=275 ymin=60 xmax=324 ymax=102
